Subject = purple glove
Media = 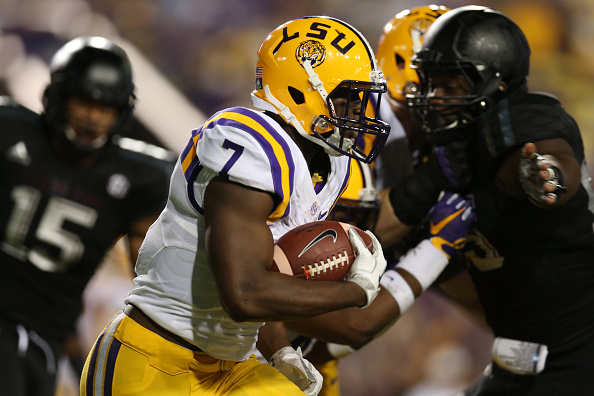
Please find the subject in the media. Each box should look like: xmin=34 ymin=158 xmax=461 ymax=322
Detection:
xmin=429 ymin=191 xmax=476 ymax=258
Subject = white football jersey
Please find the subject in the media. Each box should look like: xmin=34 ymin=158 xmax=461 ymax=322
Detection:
xmin=126 ymin=107 xmax=350 ymax=361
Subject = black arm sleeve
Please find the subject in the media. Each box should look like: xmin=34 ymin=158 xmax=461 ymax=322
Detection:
xmin=389 ymin=162 xmax=442 ymax=226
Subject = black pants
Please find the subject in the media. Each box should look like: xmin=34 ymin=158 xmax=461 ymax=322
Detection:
xmin=467 ymin=337 xmax=594 ymax=396
xmin=0 ymin=316 xmax=61 ymax=396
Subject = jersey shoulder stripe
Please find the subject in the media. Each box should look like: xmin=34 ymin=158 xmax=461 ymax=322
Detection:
xmin=178 ymin=125 xmax=205 ymax=213
xmin=180 ymin=107 xmax=296 ymax=221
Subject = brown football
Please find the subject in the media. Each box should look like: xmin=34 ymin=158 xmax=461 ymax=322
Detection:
xmin=270 ymin=221 xmax=373 ymax=281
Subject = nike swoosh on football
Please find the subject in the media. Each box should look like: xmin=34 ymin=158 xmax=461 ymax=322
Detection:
xmin=298 ymin=229 xmax=337 ymax=258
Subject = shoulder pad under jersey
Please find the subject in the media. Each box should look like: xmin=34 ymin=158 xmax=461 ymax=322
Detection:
xmin=115 ymin=136 xmax=177 ymax=162
xmin=0 ymin=96 xmax=38 ymax=120
xmin=184 ymin=106 xmax=298 ymax=219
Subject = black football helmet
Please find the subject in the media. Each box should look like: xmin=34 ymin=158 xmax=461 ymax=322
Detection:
xmin=43 ymin=36 xmax=135 ymax=156
xmin=407 ymin=6 xmax=530 ymax=136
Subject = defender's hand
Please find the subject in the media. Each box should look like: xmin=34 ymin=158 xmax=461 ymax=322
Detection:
xmin=519 ymin=142 xmax=565 ymax=206
xmin=429 ymin=192 xmax=476 ymax=258
xmin=269 ymin=346 xmax=323 ymax=396
xmin=345 ymin=229 xmax=387 ymax=308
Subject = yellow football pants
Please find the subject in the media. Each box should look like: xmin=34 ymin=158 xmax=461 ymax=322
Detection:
xmin=80 ymin=312 xmax=305 ymax=395
xmin=316 ymin=359 xmax=340 ymax=396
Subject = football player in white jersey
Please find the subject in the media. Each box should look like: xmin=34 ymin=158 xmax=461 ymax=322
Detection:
xmin=81 ymin=16 xmax=391 ymax=396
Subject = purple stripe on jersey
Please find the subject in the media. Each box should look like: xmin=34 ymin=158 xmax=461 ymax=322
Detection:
xmin=180 ymin=126 xmax=202 ymax=164
xmin=86 ymin=332 xmax=105 ymax=396
xmin=207 ymin=107 xmax=295 ymax=219
xmin=314 ymin=180 xmax=325 ymax=194
xmin=184 ymin=158 xmax=202 ymax=184
xmin=178 ymin=125 xmax=205 ymax=214
xmin=182 ymin=126 xmax=205 ymax=184
xmin=186 ymin=163 xmax=204 ymax=214
xmin=102 ymin=338 xmax=122 ymax=396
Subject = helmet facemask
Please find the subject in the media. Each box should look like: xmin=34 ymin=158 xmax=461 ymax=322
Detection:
xmin=312 ymin=77 xmax=389 ymax=162
xmin=407 ymin=61 xmax=491 ymax=138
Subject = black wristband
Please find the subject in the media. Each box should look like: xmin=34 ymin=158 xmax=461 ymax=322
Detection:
xmin=389 ymin=163 xmax=442 ymax=226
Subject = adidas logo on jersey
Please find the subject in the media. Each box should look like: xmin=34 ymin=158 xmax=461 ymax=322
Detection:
xmin=6 ymin=142 xmax=31 ymax=166
xmin=107 ymin=173 xmax=130 ymax=199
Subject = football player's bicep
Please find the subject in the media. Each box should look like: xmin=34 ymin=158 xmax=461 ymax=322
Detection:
xmin=203 ymin=177 xmax=275 ymax=305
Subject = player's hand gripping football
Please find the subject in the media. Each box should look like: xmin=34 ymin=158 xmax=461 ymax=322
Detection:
xmin=269 ymin=346 xmax=323 ymax=396
xmin=429 ymin=191 xmax=476 ymax=258
xmin=519 ymin=142 xmax=566 ymax=206
xmin=345 ymin=229 xmax=387 ymax=308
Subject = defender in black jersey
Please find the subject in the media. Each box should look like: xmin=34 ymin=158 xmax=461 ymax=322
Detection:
xmin=0 ymin=37 xmax=174 ymax=396
xmin=389 ymin=6 xmax=594 ymax=395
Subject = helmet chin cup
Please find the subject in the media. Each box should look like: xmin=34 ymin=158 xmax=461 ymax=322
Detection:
xmin=65 ymin=125 xmax=109 ymax=150
xmin=324 ymin=127 xmax=354 ymax=157
xmin=56 ymin=125 xmax=110 ymax=158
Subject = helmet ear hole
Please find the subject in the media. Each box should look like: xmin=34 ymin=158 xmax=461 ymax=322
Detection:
xmin=288 ymin=86 xmax=305 ymax=105
xmin=395 ymin=53 xmax=406 ymax=70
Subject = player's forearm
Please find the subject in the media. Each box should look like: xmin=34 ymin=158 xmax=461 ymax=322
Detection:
xmin=285 ymin=289 xmax=401 ymax=348
xmin=221 ymin=275 xmax=367 ymax=322
xmin=256 ymin=321 xmax=291 ymax=361
xmin=374 ymin=188 xmax=413 ymax=246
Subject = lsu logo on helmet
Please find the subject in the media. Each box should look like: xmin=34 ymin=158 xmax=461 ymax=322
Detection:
xmin=296 ymin=40 xmax=326 ymax=67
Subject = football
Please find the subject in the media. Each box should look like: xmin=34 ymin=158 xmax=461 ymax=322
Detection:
xmin=270 ymin=221 xmax=373 ymax=281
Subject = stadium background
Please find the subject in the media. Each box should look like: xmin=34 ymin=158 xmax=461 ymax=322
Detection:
xmin=0 ymin=0 xmax=592 ymax=394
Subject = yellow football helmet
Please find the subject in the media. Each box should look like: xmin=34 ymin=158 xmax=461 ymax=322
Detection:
xmin=328 ymin=159 xmax=380 ymax=231
xmin=376 ymin=5 xmax=450 ymax=104
xmin=251 ymin=16 xmax=390 ymax=164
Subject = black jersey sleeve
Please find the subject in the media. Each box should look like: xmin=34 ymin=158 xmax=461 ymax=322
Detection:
xmin=0 ymin=97 xmax=40 ymax=144
xmin=116 ymin=137 xmax=176 ymax=221
xmin=479 ymin=91 xmax=585 ymax=173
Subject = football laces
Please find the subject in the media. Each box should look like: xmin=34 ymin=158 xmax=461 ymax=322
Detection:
xmin=303 ymin=250 xmax=349 ymax=279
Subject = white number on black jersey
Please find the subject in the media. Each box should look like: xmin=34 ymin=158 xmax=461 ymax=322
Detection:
xmin=2 ymin=185 xmax=98 ymax=272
